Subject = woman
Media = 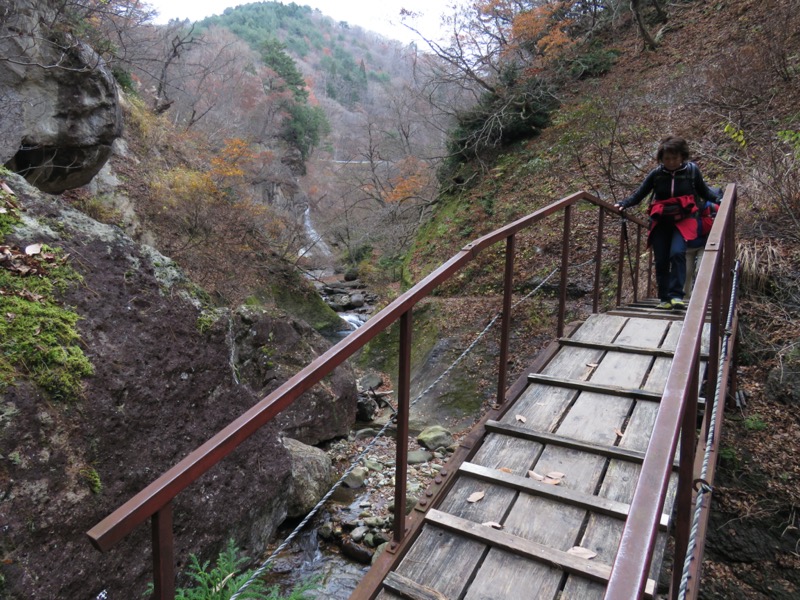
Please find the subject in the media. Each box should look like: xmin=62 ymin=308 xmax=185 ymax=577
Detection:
xmin=614 ymin=136 xmax=720 ymax=309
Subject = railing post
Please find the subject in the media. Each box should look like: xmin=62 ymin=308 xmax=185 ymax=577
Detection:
xmin=634 ymin=223 xmax=642 ymax=302
xmin=593 ymin=207 xmax=604 ymax=313
xmin=152 ymin=503 xmax=175 ymax=600
xmin=497 ymin=235 xmax=515 ymax=404
xmin=393 ymin=310 xmax=412 ymax=543
xmin=616 ymin=218 xmax=625 ymax=307
xmin=558 ymin=205 xmax=572 ymax=337
xmin=669 ymin=364 xmax=699 ymax=598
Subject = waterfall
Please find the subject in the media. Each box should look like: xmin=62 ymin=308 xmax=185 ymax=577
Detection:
xmin=300 ymin=205 xmax=332 ymax=259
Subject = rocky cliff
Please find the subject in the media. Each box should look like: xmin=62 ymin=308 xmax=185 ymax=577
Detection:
xmin=0 ymin=172 xmax=357 ymax=597
xmin=0 ymin=0 xmax=122 ymax=193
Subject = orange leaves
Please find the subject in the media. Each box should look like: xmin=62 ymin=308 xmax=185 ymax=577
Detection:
xmin=385 ymin=156 xmax=431 ymax=204
xmin=210 ymin=138 xmax=257 ymax=180
xmin=511 ymin=1 xmax=576 ymax=58
xmin=475 ymin=0 xmax=577 ymax=61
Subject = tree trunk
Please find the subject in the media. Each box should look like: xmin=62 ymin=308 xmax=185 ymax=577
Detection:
xmin=630 ymin=0 xmax=659 ymax=50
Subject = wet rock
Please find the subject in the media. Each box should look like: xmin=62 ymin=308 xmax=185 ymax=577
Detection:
xmin=356 ymin=395 xmax=379 ymax=421
xmin=362 ymin=458 xmax=384 ymax=472
xmin=318 ymin=521 xmax=336 ymax=541
xmin=341 ymin=540 xmax=374 ymax=564
xmin=350 ymin=525 xmax=369 ymax=543
xmin=372 ymin=542 xmax=389 ymax=565
xmin=417 ymin=425 xmax=455 ymax=451
xmin=353 ymin=427 xmax=379 ymax=440
xmin=408 ymin=449 xmax=433 ymax=464
xmin=365 ymin=531 xmax=390 ymax=548
xmin=343 ymin=466 xmax=369 ymax=488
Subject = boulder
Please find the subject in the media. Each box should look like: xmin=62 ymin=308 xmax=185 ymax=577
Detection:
xmin=417 ymin=425 xmax=455 ymax=451
xmin=283 ymin=437 xmax=333 ymax=517
xmin=0 ymin=0 xmax=122 ymax=193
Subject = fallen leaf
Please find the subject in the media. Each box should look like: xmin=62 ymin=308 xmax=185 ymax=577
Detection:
xmin=528 ymin=471 xmax=545 ymax=481
xmin=482 ymin=521 xmax=503 ymax=529
xmin=567 ymin=546 xmax=597 ymax=559
xmin=25 ymin=243 xmax=42 ymax=255
xmin=542 ymin=477 xmax=562 ymax=485
xmin=586 ymin=362 xmax=599 ymax=368
xmin=467 ymin=490 xmax=485 ymax=503
xmin=547 ymin=471 xmax=566 ymax=480
xmin=0 ymin=208 xmax=6 ymax=214
xmin=614 ymin=428 xmax=624 ymax=437
xmin=498 ymin=467 xmax=513 ymax=474
xmin=515 ymin=414 xmax=527 ymax=423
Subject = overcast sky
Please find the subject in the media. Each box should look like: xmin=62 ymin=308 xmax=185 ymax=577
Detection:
xmin=146 ymin=0 xmax=458 ymax=45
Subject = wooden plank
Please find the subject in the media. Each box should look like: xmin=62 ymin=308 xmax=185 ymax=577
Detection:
xmin=463 ymin=342 xmax=654 ymax=599
xmin=375 ymin=528 xmax=486 ymax=600
xmin=561 ymin=387 xmax=679 ymax=598
xmin=383 ymin=572 xmax=450 ymax=600
xmin=425 ymin=511 xmax=657 ymax=599
xmin=483 ymin=420 xmax=678 ymax=469
xmin=558 ymin=337 xmax=710 ymax=359
xmin=458 ymin=462 xmax=669 ymax=529
xmin=380 ymin=313 xmax=636 ymax=600
xmin=526 ymin=373 xmax=663 ymax=401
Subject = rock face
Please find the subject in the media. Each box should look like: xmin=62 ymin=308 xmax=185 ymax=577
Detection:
xmin=0 ymin=0 xmax=122 ymax=193
xmin=0 ymin=174 xmax=357 ymax=598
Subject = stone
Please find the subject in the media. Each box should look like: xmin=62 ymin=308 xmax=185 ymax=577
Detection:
xmin=343 ymin=466 xmax=369 ymax=489
xmin=1 ymin=0 xmax=122 ymax=193
xmin=356 ymin=395 xmax=379 ymax=421
xmin=358 ymin=372 xmax=384 ymax=392
xmin=283 ymin=437 xmax=332 ymax=518
xmin=407 ymin=449 xmax=433 ymax=464
xmin=372 ymin=542 xmax=389 ymax=565
xmin=417 ymin=425 xmax=455 ymax=451
xmin=350 ymin=525 xmax=369 ymax=543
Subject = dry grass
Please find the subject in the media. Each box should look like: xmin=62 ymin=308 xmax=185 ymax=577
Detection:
xmin=737 ymin=238 xmax=784 ymax=296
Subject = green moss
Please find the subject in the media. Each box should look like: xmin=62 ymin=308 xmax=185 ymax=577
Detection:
xmin=0 ymin=192 xmax=94 ymax=401
xmin=79 ymin=466 xmax=102 ymax=494
xmin=268 ymin=272 xmax=343 ymax=335
xmin=357 ymin=302 xmax=440 ymax=378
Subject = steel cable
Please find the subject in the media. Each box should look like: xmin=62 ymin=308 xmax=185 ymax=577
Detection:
xmin=677 ymin=260 xmax=741 ymax=600
xmin=230 ymin=259 xmax=594 ymax=599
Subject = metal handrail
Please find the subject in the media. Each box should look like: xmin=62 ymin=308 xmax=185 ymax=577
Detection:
xmin=604 ymin=184 xmax=738 ymax=599
xmin=86 ymin=190 xmax=647 ymax=598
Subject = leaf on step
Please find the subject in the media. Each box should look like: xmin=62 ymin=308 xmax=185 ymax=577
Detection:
xmin=515 ymin=414 xmax=527 ymax=423
xmin=547 ymin=471 xmax=566 ymax=480
xmin=467 ymin=490 xmax=485 ymax=503
xmin=614 ymin=428 xmax=624 ymax=437
xmin=498 ymin=467 xmax=513 ymax=474
xmin=482 ymin=521 xmax=503 ymax=529
xmin=528 ymin=471 xmax=545 ymax=481
xmin=587 ymin=363 xmax=599 ymax=368
xmin=567 ymin=546 xmax=597 ymax=559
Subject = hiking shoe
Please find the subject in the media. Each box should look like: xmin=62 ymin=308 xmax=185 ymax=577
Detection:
xmin=655 ymin=301 xmax=673 ymax=310
xmin=670 ymin=298 xmax=686 ymax=309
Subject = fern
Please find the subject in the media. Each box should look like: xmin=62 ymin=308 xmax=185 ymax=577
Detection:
xmin=144 ymin=539 xmax=318 ymax=600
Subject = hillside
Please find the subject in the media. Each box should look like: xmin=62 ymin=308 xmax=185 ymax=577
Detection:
xmin=399 ymin=1 xmax=800 ymax=597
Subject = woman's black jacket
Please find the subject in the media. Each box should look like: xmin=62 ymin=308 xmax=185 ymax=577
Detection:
xmin=619 ymin=162 xmax=720 ymax=209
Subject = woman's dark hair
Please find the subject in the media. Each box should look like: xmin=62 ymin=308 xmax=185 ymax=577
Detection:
xmin=656 ymin=136 xmax=690 ymax=161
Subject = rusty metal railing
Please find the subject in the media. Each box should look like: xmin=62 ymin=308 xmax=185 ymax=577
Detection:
xmin=605 ymin=183 xmax=739 ymax=599
xmin=87 ymin=191 xmax=648 ymax=598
